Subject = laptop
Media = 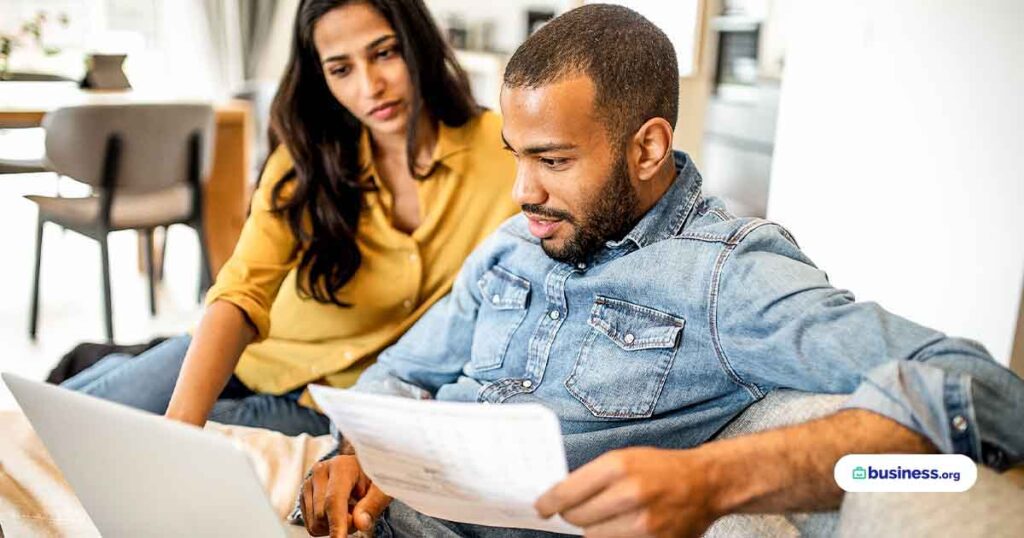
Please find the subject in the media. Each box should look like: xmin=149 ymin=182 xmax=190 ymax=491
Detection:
xmin=2 ymin=373 xmax=310 ymax=537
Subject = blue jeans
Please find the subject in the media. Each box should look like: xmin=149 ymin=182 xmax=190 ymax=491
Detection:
xmin=373 ymin=500 xmax=575 ymax=538
xmin=61 ymin=334 xmax=331 ymax=436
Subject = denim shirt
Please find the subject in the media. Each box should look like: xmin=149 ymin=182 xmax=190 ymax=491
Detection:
xmin=355 ymin=151 xmax=1024 ymax=472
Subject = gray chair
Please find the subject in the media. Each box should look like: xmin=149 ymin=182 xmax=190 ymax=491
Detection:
xmin=26 ymin=103 xmax=215 ymax=342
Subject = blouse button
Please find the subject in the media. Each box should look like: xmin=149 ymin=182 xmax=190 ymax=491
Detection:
xmin=624 ymin=333 xmax=636 ymax=345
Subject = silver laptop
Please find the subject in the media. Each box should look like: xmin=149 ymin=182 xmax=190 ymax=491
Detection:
xmin=3 ymin=373 xmax=309 ymax=537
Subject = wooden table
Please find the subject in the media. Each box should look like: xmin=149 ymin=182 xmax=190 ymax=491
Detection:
xmin=0 ymin=81 xmax=252 ymax=276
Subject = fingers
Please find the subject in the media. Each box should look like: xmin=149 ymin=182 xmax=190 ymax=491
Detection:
xmin=325 ymin=457 xmax=361 ymax=538
xmin=560 ymin=480 xmax=644 ymax=528
xmin=301 ymin=456 xmax=364 ymax=538
xmin=536 ymin=451 xmax=629 ymax=518
xmin=582 ymin=510 xmax=651 ymax=538
xmin=312 ymin=461 xmax=330 ymax=528
xmin=302 ymin=463 xmax=329 ymax=536
xmin=301 ymin=476 xmax=316 ymax=535
xmin=352 ymin=484 xmax=393 ymax=532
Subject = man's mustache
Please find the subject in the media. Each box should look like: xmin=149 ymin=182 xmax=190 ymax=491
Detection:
xmin=521 ymin=204 xmax=574 ymax=223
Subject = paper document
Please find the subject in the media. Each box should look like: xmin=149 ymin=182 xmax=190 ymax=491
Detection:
xmin=309 ymin=386 xmax=581 ymax=535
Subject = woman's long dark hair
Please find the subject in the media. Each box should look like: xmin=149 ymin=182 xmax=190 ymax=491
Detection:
xmin=268 ymin=0 xmax=477 ymax=305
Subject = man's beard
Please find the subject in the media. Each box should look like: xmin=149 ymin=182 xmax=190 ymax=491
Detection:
xmin=525 ymin=152 xmax=640 ymax=265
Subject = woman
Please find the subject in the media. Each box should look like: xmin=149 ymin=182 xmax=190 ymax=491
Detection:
xmin=61 ymin=0 xmax=519 ymax=436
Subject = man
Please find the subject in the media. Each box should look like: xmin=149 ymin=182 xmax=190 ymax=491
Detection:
xmin=298 ymin=5 xmax=1024 ymax=537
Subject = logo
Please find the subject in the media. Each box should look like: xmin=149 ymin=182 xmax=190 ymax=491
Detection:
xmin=834 ymin=454 xmax=976 ymax=493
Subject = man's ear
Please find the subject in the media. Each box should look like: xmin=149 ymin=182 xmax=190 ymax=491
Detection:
xmin=629 ymin=118 xmax=674 ymax=181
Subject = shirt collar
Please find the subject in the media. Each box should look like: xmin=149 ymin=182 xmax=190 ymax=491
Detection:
xmin=357 ymin=120 xmax=473 ymax=185
xmin=605 ymin=150 xmax=703 ymax=251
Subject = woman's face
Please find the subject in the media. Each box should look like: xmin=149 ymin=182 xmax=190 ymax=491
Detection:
xmin=312 ymin=2 xmax=414 ymax=136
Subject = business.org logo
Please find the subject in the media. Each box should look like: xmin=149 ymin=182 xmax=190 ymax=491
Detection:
xmin=850 ymin=464 xmax=961 ymax=482
xmin=835 ymin=455 xmax=976 ymax=492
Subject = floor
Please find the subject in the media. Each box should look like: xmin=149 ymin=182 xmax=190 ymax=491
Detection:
xmin=0 ymin=171 xmax=204 ymax=411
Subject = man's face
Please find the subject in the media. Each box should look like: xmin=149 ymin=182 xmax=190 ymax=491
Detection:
xmin=500 ymin=75 xmax=640 ymax=264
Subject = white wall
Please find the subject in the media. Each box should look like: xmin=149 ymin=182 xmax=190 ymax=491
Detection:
xmin=768 ymin=0 xmax=1024 ymax=364
xmin=425 ymin=0 xmax=574 ymax=53
xmin=588 ymin=0 xmax=701 ymax=76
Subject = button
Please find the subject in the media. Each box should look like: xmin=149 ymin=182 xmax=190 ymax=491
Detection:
xmin=403 ymin=299 xmax=413 ymax=309
xmin=952 ymin=415 xmax=968 ymax=433
xmin=623 ymin=333 xmax=636 ymax=344
xmin=492 ymin=294 xmax=501 ymax=304
xmin=985 ymin=449 xmax=1005 ymax=468
xmin=522 ymin=380 xmax=533 ymax=388
xmin=577 ymin=262 xmax=587 ymax=270
xmin=344 ymin=351 xmax=353 ymax=360
xmin=408 ymin=253 xmax=418 ymax=262
xmin=549 ymin=310 xmax=560 ymax=320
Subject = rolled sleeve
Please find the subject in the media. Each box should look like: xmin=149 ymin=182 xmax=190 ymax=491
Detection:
xmin=204 ymin=146 xmax=299 ymax=341
xmin=841 ymin=350 xmax=1024 ymax=470
xmin=841 ymin=361 xmax=968 ymax=458
xmin=205 ymin=279 xmax=275 ymax=341
xmin=717 ymin=222 xmax=1024 ymax=469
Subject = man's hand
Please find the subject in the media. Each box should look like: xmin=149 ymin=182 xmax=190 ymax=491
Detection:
xmin=300 ymin=455 xmax=392 ymax=537
xmin=536 ymin=410 xmax=936 ymax=537
xmin=535 ymin=447 xmax=721 ymax=538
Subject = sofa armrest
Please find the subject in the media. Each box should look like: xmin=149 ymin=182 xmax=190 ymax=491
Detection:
xmin=703 ymin=390 xmax=849 ymax=538
xmin=839 ymin=465 xmax=1024 ymax=537
xmin=714 ymin=390 xmax=849 ymax=440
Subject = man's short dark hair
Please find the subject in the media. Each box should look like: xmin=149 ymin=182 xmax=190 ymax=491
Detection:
xmin=503 ymin=4 xmax=679 ymax=144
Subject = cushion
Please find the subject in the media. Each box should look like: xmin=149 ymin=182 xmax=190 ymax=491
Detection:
xmin=704 ymin=390 xmax=848 ymax=538
xmin=26 ymin=185 xmax=193 ymax=230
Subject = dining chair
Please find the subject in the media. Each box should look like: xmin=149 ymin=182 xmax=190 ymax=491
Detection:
xmin=26 ymin=103 xmax=215 ymax=342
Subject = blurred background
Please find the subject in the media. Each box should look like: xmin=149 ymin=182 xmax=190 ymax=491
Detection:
xmin=1 ymin=0 xmax=1021 ymax=409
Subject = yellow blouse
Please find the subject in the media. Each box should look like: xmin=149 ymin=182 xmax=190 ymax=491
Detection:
xmin=205 ymin=111 xmax=518 ymax=401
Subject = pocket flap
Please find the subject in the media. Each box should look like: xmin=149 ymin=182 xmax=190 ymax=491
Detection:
xmin=477 ymin=266 xmax=530 ymax=311
xmin=588 ymin=296 xmax=684 ymax=350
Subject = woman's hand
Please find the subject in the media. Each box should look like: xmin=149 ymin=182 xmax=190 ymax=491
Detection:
xmin=301 ymin=455 xmax=392 ymax=537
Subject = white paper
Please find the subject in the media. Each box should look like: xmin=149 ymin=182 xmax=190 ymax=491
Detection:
xmin=309 ymin=386 xmax=581 ymax=535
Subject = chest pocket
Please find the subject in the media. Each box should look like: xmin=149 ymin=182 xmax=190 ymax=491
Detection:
xmin=566 ymin=296 xmax=684 ymax=419
xmin=470 ymin=266 xmax=531 ymax=372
